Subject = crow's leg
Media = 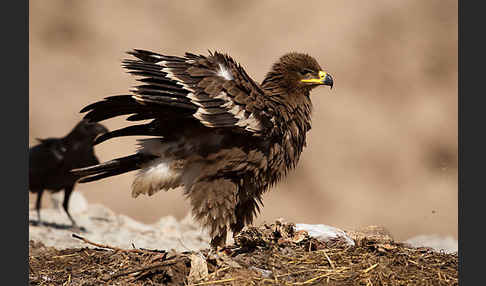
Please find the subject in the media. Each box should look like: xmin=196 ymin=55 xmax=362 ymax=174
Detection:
xmin=34 ymin=189 xmax=44 ymax=224
xmin=62 ymin=185 xmax=77 ymax=227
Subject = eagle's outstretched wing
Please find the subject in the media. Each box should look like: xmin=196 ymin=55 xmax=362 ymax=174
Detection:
xmin=82 ymin=49 xmax=276 ymax=144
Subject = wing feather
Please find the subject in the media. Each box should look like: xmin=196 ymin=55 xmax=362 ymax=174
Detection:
xmin=81 ymin=49 xmax=276 ymax=137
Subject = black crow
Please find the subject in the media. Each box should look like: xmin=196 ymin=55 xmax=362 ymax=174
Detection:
xmin=29 ymin=119 xmax=108 ymax=227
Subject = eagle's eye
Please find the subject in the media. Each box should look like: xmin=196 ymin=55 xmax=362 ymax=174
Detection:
xmin=299 ymin=69 xmax=314 ymax=76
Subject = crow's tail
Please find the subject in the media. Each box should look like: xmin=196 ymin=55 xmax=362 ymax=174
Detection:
xmin=72 ymin=153 xmax=157 ymax=183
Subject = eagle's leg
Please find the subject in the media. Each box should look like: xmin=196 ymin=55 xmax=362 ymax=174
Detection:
xmin=210 ymin=228 xmax=227 ymax=248
xmin=188 ymin=178 xmax=237 ymax=248
xmin=230 ymin=192 xmax=262 ymax=236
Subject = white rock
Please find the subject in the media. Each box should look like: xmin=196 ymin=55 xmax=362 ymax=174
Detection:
xmin=295 ymin=223 xmax=355 ymax=246
xmin=68 ymin=191 xmax=89 ymax=214
xmin=29 ymin=201 xmax=210 ymax=251
xmin=117 ymin=214 xmax=153 ymax=232
xmin=49 ymin=192 xmax=63 ymax=210
xmin=49 ymin=191 xmax=88 ymax=214
xmin=405 ymin=234 xmax=458 ymax=254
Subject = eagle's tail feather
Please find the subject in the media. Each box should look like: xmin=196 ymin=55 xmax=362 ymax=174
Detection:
xmin=72 ymin=153 xmax=157 ymax=183
xmin=81 ymin=95 xmax=154 ymax=123
xmin=94 ymin=121 xmax=159 ymax=145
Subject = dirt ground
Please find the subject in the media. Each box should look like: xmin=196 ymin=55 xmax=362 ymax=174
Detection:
xmin=29 ymin=221 xmax=457 ymax=286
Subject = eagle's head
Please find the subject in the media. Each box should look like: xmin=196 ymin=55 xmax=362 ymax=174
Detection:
xmin=262 ymin=52 xmax=333 ymax=93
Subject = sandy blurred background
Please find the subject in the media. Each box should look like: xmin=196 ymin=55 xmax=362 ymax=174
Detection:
xmin=29 ymin=0 xmax=457 ymax=241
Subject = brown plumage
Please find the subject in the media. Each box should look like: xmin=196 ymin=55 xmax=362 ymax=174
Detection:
xmin=72 ymin=50 xmax=334 ymax=247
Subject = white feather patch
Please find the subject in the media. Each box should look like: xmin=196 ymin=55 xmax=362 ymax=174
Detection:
xmin=131 ymin=139 xmax=184 ymax=197
xmin=132 ymin=158 xmax=181 ymax=198
xmin=217 ymin=63 xmax=233 ymax=80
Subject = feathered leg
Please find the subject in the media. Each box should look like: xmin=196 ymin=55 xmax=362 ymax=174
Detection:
xmin=187 ymin=179 xmax=237 ymax=248
xmin=230 ymin=194 xmax=263 ymax=235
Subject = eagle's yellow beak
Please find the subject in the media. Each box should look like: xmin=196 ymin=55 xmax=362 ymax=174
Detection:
xmin=301 ymin=71 xmax=334 ymax=89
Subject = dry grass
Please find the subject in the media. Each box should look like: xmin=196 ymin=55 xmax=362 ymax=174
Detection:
xmin=29 ymin=222 xmax=457 ymax=285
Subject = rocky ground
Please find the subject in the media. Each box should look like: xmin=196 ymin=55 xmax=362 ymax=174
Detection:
xmin=29 ymin=192 xmax=457 ymax=253
xmin=29 ymin=193 xmax=213 ymax=252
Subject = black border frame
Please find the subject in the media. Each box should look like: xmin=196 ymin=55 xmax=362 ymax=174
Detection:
xmin=4 ymin=0 xmax=28 ymax=284
xmin=458 ymin=1 xmax=482 ymax=284
xmin=18 ymin=0 xmax=469 ymax=284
